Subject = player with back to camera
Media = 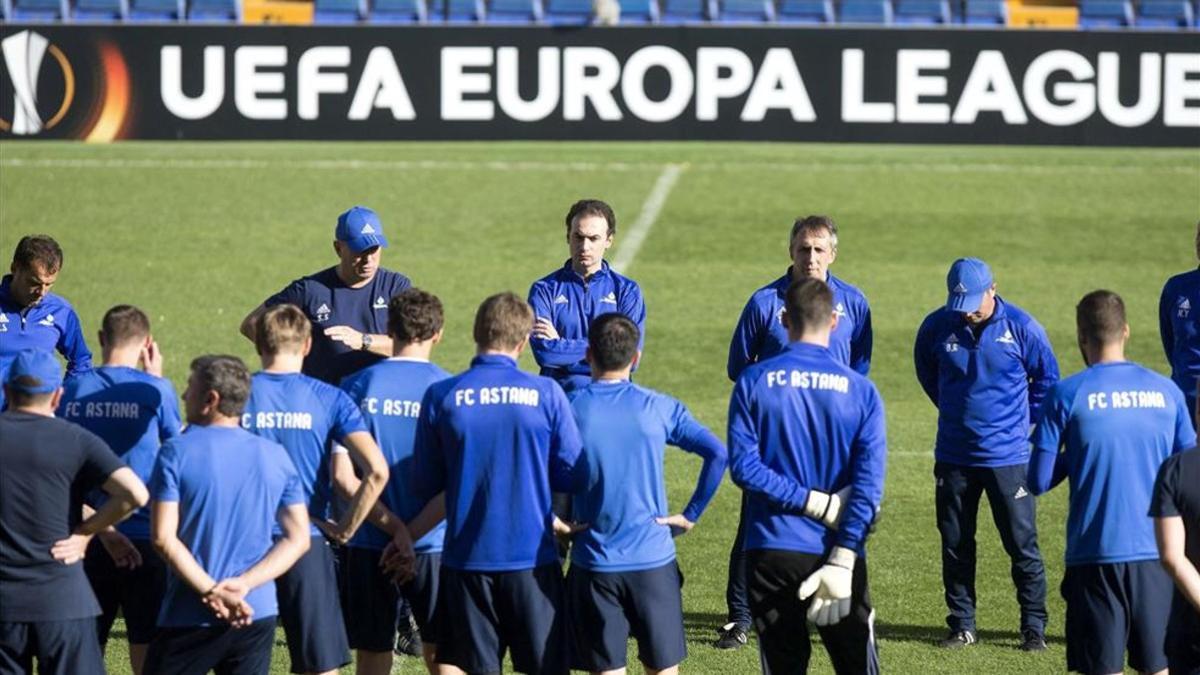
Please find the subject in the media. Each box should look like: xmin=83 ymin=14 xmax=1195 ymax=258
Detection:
xmin=1158 ymin=222 xmax=1200 ymax=417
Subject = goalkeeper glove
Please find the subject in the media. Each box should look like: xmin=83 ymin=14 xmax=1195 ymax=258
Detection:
xmin=797 ymin=546 xmax=856 ymax=626
xmin=803 ymin=485 xmax=853 ymax=529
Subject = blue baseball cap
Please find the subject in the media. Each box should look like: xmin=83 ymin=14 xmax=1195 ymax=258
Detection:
xmin=946 ymin=257 xmax=993 ymax=313
xmin=335 ymin=206 xmax=389 ymax=254
xmin=5 ymin=350 xmax=62 ymax=394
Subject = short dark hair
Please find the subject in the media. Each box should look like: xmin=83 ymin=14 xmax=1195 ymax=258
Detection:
xmin=565 ymin=199 xmax=616 ymax=237
xmin=189 ymin=355 xmax=251 ymax=417
xmin=388 ymin=288 xmax=444 ymax=344
xmin=789 ymin=215 xmax=838 ymax=250
xmin=588 ymin=313 xmax=640 ymax=372
xmin=5 ymin=381 xmax=55 ymax=408
xmin=473 ymin=292 xmax=533 ymax=351
xmin=254 ymin=304 xmax=310 ymax=356
xmin=11 ymin=235 xmax=63 ymax=273
xmin=101 ymin=305 xmax=151 ymax=348
xmin=784 ymin=278 xmax=834 ymax=335
xmin=1076 ymin=290 xmax=1126 ymax=345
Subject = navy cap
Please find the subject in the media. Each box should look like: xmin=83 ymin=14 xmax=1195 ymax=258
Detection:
xmin=335 ymin=206 xmax=389 ymax=254
xmin=5 ymin=350 xmax=62 ymax=394
xmin=946 ymin=257 xmax=993 ymax=313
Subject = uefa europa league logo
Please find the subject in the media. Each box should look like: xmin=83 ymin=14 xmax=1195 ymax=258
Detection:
xmin=1 ymin=30 xmax=75 ymax=135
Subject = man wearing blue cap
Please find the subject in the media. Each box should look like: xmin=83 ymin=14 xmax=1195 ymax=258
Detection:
xmin=240 ymin=206 xmax=412 ymax=386
xmin=914 ymin=257 xmax=1060 ymax=652
xmin=0 ymin=235 xmax=93 ymax=409
xmin=1158 ymin=222 xmax=1200 ymax=416
xmin=0 ymin=350 xmax=149 ymax=675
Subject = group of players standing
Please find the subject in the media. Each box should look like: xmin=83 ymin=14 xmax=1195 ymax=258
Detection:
xmin=0 ymin=206 xmax=1197 ymax=675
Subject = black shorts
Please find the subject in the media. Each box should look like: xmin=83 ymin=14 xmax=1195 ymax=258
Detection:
xmin=143 ymin=618 xmax=276 ymax=675
xmin=436 ymin=563 xmax=567 ymax=675
xmin=0 ymin=618 xmax=105 ymax=675
xmin=276 ymin=537 xmax=351 ymax=673
xmin=566 ymin=561 xmax=686 ymax=671
xmin=747 ymin=548 xmax=880 ymax=675
xmin=84 ymin=537 xmax=165 ymax=646
xmin=1062 ymin=561 xmax=1172 ymax=674
xmin=342 ymin=546 xmax=441 ymax=652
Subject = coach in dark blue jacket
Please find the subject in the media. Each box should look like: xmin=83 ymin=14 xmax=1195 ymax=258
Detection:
xmin=913 ymin=257 xmax=1059 ymax=652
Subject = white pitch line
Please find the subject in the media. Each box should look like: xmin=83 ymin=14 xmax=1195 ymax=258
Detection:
xmin=610 ymin=163 xmax=685 ymax=275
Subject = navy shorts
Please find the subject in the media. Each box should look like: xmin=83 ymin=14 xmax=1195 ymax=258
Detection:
xmin=143 ymin=618 xmax=276 ymax=675
xmin=0 ymin=618 xmax=104 ymax=675
xmin=276 ymin=537 xmax=351 ymax=673
xmin=436 ymin=563 xmax=567 ymax=675
xmin=567 ymin=561 xmax=686 ymax=671
xmin=1062 ymin=561 xmax=1173 ymax=674
xmin=84 ymin=536 xmax=165 ymax=646
xmin=342 ymin=546 xmax=441 ymax=652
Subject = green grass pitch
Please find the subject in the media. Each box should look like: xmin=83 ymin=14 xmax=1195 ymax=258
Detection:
xmin=1 ymin=140 xmax=1197 ymax=674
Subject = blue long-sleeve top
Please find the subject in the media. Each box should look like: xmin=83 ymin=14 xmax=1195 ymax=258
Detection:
xmin=411 ymin=354 xmax=584 ymax=572
xmin=1028 ymin=362 xmax=1196 ymax=565
xmin=728 ymin=341 xmax=887 ymax=555
xmin=567 ymin=380 xmax=726 ymax=572
xmin=528 ymin=260 xmax=646 ymax=392
xmin=728 ymin=270 xmax=872 ymax=381
xmin=1160 ymin=268 xmax=1200 ymax=412
xmin=914 ymin=296 xmax=1060 ymax=467
xmin=0 ymin=275 xmax=92 ymax=409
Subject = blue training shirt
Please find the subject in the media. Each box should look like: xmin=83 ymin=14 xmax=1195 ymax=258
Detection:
xmin=264 ymin=267 xmax=412 ymax=385
xmin=58 ymin=366 xmax=182 ymax=540
xmin=1029 ymin=361 xmax=1196 ymax=566
xmin=150 ymin=425 xmax=304 ymax=628
xmin=528 ymin=260 xmax=646 ymax=392
xmin=914 ymin=296 xmax=1060 ymax=467
xmin=0 ymin=274 xmax=92 ymax=409
xmin=1160 ymin=268 xmax=1200 ymax=413
xmin=728 ymin=270 xmax=872 ymax=381
xmin=242 ymin=371 xmax=368 ymax=536
xmin=412 ymin=354 xmax=584 ymax=572
xmin=568 ymin=380 xmax=727 ymax=573
xmin=340 ymin=357 xmax=450 ymax=553
xmin=728 ymin=341 xmax=887 ymax=555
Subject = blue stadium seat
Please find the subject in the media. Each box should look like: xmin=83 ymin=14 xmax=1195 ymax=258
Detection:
xmin=428 ymin=0 xmax=483 ymax=19
xmin=370 ymin=0 xmax=425 ymax=21
xmin=1136 ymin=0 xmax=1193 ymax=27
xmin=718 ymin=0 xmax=774 ymax=21
xmin=486 ymin=0 xmax=540 ymax=20
xmin=544 ymin=0 xmax=591 ymax=23
xmin=777 ymin=0 xmax=834 ymax=22
xmin=0 ymin=0 xmax=9 ymax=20
xmin=127 ymin=0 xmax=184 ymax=20
xmin=839 ymin=0 xmax=892 ymax=22
xmin=188 ymin=0 xmax=239 ymax=21
xmin=313 ymin=0 xmax=365 ymax=21
xmin=1078 ymin=0 xmax=1134 ymax=26
xmin=73 ymin=0 xmax=126 ymax=20
xmin=659 ymin=0 xmax=714 ymax=22
xmin=962 ymin=0 xmax=1004 ymax=23
xmin=617 ymin=0 xmax=657 ymax=22
xmin=10 ymin=0 xmax=68 ymax=21
xmin=893 ymin=0 xmax=949 ymax=22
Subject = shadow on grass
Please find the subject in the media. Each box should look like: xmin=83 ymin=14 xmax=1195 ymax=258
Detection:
xmin=683 ymin=611 xmax=736 ymax=645
xmin=875 ymin=622 xmax=1064 ymax=647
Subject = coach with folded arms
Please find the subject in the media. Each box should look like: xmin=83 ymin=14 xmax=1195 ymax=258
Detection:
xmin=914 ymin=258 xmax=1059 ymax=652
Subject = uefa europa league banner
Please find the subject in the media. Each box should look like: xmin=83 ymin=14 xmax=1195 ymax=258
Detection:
xmin=0 ymin=24 xmax=1197 ymax=145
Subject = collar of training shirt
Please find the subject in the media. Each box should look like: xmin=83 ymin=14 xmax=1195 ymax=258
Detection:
xmin=561 ymin=259 xmax=612 ymax=285
xmin=471 ymin=354 xmax=518 ymax=369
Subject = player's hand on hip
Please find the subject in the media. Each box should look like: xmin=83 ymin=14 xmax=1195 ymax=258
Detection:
xmin=532 ymin=317 xmax=560 ymax=340
xmin=797 ymin=546 xmax=856 ymax=626
xmin=656 ymin=514 xmax=695 ymax=537
xmin=324 ymin=325 xmax=364 ymax=350
xmin=50 ymin=533 xmax=92 ymax=565
xmin=98 ymin=530 xmax=143 ymax=569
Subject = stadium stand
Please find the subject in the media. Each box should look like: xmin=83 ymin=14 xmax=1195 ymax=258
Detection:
xmin=368 ymin=0 xmax=424 ymax=21
xmin=659 ymin=0 xmax=715 ymax=22
xmin=1077 ymin=0 xmax=1134 ymax=25
xmin=962 ymin=0 xmax=1007 ymax=23
xmin=484 ymin=0 xmax=540 ymax=21
xmin=775 ymin=0 xmax=834 ymax=22
xmin=187 ymin=0 xmax=240 ymax=20
xmin=1135 ymin=0 xmax=1193 ymax=26
xmin=717 ymin=0 xmax=776 ymax=22
xmin=313 ymin=0 xmax=364 ymax=21
xmin=9 ymin=0 xmax=68 ymax=21
xmin=72 ymin=0 xmax=126 ymax=19
xmin=893 ymin=0 xmax=950 ymax=22
xmin=543 ymin=0 xmax=591 ymax=23
xmin=838 ymin=0 xmax=892 ymax=22
xmin=616 ymin=0 xmax=658 ymax=22
xmin=424 ymin=0 xmax=484 ymax=20
xmin=126 ymin=0 xmax=183 ymax=19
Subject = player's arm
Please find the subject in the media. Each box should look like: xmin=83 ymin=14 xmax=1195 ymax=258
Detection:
xmin=1157 ymin=515 xmax=1200 ymax=611
xmin=57 ymin=308 xmax=93 ymax=377
xmin=1027 ymin=383 xmax=1070 ymax=495
xmin=151 ymin=500 xmax=221 ymax=597
xmin=51 ymin=468 xmax=149 ymax=564
xmin=1022 ymin=320 xmax=1060 ymax=423
xmin=727 ymin=297 xmax=764 ymax=382
xmin=237 ymin=503 xmax=311 ymax=591
xmin=621 ymin=283 xmax=648 ymax=372
xmin=324 ymin=431 xmax=389 ymax=543
xmin=527 ymin=284 xmax=588 ymax=368
xmin=1159 ymin=281 xmax=1175 ymax=364
xmin=323 ymin=326 xmax=393 ymax=356
xmin=832 ymin=387 xmax=887 ymax=552
xmin=660 ymin=402 xmax=727 ymax=533
xmin=727 ymin=377 xmax=811 ymax=513
xmin=547 ymin=386 xmax=586 ymax=494
xmin=913 ymin=316 xmax=940 ymax=405
xmin=850 ymin=299 xmax=873 ymax=376
xmin=329 ymin=449 xmax=407 ymax=542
